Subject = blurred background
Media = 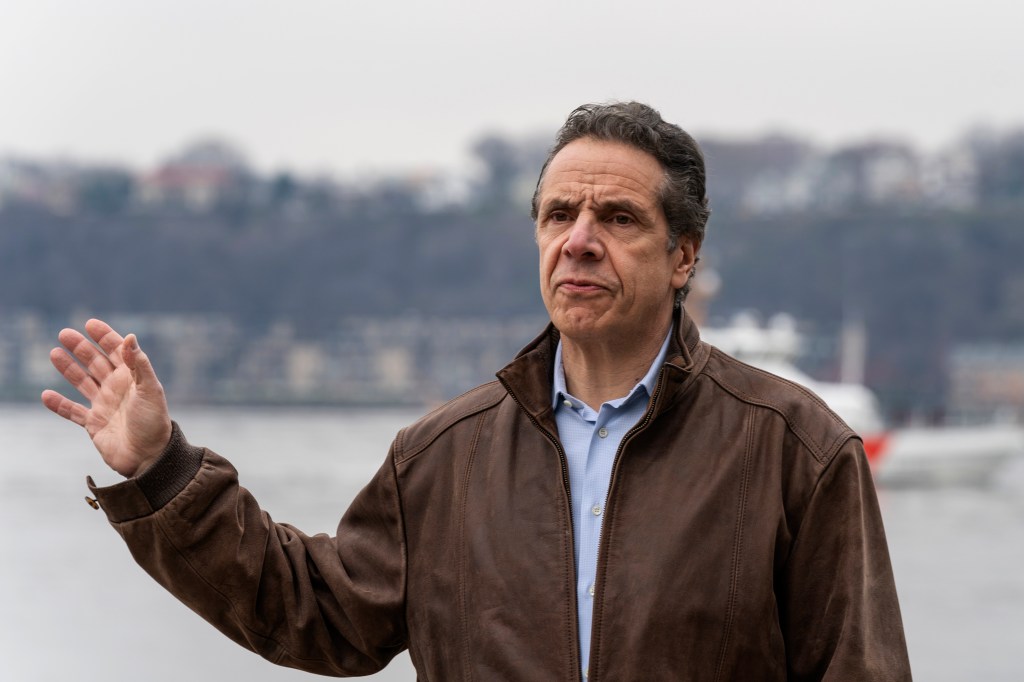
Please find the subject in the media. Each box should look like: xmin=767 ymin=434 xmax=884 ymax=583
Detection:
xmin=1 ymin=1 xmax=1022 ymax=680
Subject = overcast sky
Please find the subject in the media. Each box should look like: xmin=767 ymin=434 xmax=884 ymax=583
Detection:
xmin=2 ymin=0 xmax=1021 ymax=176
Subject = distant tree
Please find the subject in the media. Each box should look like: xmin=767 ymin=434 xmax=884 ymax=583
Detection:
xmin=171 ymin=138 xmax=250 ymax=170
xmin=972 ymin=129 xmax=1024 ymax=203
xmin=700 ymin=134 xmax=812 ymax=210
xmin=472 ymin=134 xmax=524 ymax=209
xmin=821 ymin=141 xmax=919 ymax=208
xmin=76 ymin=167 xmax=135 ymax=215
xmin=269 ymin=172 xmax=297 ymax=206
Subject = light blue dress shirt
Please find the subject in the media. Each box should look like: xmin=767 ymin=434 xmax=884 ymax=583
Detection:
xmin=552 ymin=330 xmax=672 ymax=680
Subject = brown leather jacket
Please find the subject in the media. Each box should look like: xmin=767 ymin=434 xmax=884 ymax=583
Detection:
xmin=89 ymin=311 xmax=911 ymax=680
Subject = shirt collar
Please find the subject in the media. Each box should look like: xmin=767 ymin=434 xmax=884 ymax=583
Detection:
xmin=551 ymin=328 xmax=673 ymax=411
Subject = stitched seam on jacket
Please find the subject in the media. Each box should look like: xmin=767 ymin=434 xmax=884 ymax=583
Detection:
xmin=708 ymin=350 xmax=842 ymax=424
xmin=587 ymin=369 xmax=668 ymax=681
xmin=147 ymin=498 xmax=303 ymax=666
xmin=395 ymin=382 xmax=506 ymax=464
xmin=702 ymin=357 xmax=853 ymax=466
xmin=557 ymin=442 xmax=578 ymax=679
xmin=714 ymin=404 xmax=755 ymax=680
xmin=709 ymin=349 xmax=849 ymax=425
xmin=389 ymin=440 xmax=412 ymax=670
xmin=457 ymin=413 xmax=485 ymax=682
xmin=786 ymin=434 xmax=862 ymax=563
xmin=151 ymin=460 xmax=391 ymax=673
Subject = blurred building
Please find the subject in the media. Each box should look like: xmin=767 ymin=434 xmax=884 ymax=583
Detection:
xmin=0 ymin=311 xmax=59 ymax=400
xmin=137 ymin=139 xmax=249 ymax=211
xmin=735 ymin=140 xmax=979 ymax=214
xmin=947 ymin=344 xmax=1024 ymax=423
xmin=2 ymin=312 xmax=547 ymax=407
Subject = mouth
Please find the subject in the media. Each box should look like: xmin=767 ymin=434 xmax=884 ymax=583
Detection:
xmin=556 ymin=278 xmax=607 ymax=294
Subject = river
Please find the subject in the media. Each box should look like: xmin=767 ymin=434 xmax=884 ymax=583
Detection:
xmin=2 ymin=405 xmax=1022 ymax=680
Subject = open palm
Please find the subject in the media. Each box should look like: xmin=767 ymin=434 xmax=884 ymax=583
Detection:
xmin=41 ymin=319 xmax=172 ymax=478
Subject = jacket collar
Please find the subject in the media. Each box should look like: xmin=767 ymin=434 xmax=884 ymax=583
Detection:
xmin=496 ymin=307 xmax=709 ymax=434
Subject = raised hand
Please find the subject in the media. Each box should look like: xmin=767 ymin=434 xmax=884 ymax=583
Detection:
xmin=41 ymin=319 xmax=173 ymax=478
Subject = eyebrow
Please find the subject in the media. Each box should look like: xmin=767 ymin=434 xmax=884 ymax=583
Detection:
xmin=539 ymin=197 xmax=578 ymax=213
xmin=594 ymin=198 xmax=651 ymax=221
xmin=538 ymin=196 xmax=653 ymax=221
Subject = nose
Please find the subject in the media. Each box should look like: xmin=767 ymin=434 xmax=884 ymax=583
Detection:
xmin=562 ymin=213 xmax=604 ymax=260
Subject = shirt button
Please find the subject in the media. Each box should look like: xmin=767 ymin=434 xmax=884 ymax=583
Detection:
xmin=597 ymin=427 xmax=609 ymax=438
xmin=588 ymin=584 xmax=596 ymax=596
xmin=563 ymin=399 xmax=573 ymax=408
xmin=591 ymin=505 xmax=602 ymax=516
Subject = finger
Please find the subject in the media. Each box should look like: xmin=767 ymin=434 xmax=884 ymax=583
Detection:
xmin=58 ymin=328 xmax=116 ymax=381
xmin=49 ymin=347 xmax=101 ymax=401
xmin=40 ymin=389 xmax=89 ymax=427
xmin=122 ymin=334 xmax=161 ymax=392
xmin=85 ymin=319 xmax=127 ymax=364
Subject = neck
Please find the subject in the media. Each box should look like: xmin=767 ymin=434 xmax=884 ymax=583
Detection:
xmin=561 ymin=315 xmax=673 ymax=411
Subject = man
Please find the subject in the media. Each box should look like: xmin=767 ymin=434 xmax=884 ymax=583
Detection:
xmin=43 ymin=102 xmax=911 ymax=680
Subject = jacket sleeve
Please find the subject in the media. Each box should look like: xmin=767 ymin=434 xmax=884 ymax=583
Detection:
xmin=88 ymin=422 xmax=408 ymax=677
xmin=781 ymin=437 xmax=912 ymax=681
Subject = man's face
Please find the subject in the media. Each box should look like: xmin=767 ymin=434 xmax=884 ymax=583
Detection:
xmin=535 ymin=137 xmax=695 ymax=346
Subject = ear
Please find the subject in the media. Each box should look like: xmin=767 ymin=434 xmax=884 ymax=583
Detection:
xmin=670 ymin=237 xmax=699 ymax=290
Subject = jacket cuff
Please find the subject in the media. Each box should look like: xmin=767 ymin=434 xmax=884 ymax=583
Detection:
xmin=87 ymin=421 xmax=204 ymax=522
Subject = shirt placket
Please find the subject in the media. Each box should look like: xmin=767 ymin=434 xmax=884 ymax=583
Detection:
xmin=578 ymin=402 xmax=625 ymax=681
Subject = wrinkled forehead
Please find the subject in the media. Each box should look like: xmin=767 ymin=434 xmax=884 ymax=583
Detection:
xmin=537 ymin=138 xmax=666 ymax=208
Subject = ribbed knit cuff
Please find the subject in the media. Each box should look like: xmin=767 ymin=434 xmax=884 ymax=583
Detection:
xmin=87 ymin=421 xmax=204 ymax=522
xmin=135 ymin=421 xmax=204 ymax=509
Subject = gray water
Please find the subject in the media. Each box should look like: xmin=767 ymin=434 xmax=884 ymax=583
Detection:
xmin=1 ymin=405 xmax=1022 ymax=681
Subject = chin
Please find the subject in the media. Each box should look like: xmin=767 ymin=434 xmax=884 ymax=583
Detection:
xmin=550 ymin=311 xmax=609 ymax=342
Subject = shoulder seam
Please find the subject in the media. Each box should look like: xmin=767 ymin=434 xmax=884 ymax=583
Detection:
xmin=703 ymin=350 xmax=855 ymax=466
xmin=395 ymin=381 xmax=506 ymax=463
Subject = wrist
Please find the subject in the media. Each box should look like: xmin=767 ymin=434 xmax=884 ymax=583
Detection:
xmin=131 ymin=421 xmax=174 ymax=477
xmin=133 ymin=422 xmax=205 ymax=510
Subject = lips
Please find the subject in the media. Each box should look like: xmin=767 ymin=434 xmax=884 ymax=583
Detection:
xmin=555 ymin=277 xmax=609 ymax=293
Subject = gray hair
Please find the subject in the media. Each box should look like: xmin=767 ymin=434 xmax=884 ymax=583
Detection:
xmin=531 ymin=102 xmax=710 ymax=302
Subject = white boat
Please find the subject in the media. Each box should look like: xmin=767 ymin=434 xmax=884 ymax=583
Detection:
xmin=702 ymin=312 xmax=1024 ymax=487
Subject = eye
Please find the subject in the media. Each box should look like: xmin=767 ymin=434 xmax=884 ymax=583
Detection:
xmin=611 ymin=213 xmax=634 ymax=226
xmin=549 ymin=210 xmax=572 ymax=223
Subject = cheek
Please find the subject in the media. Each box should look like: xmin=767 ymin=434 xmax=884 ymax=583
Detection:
xmin=537 ymin=240 xmax=561 ymax=275
xmin=620 ymin=252 xmax=664 ymax=295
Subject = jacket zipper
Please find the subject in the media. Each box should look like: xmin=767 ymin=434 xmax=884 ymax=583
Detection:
xmin=500 ymin=382 xmax=584 ymax=681
xmin=588 ymin=367 xmax=668 ymax=681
